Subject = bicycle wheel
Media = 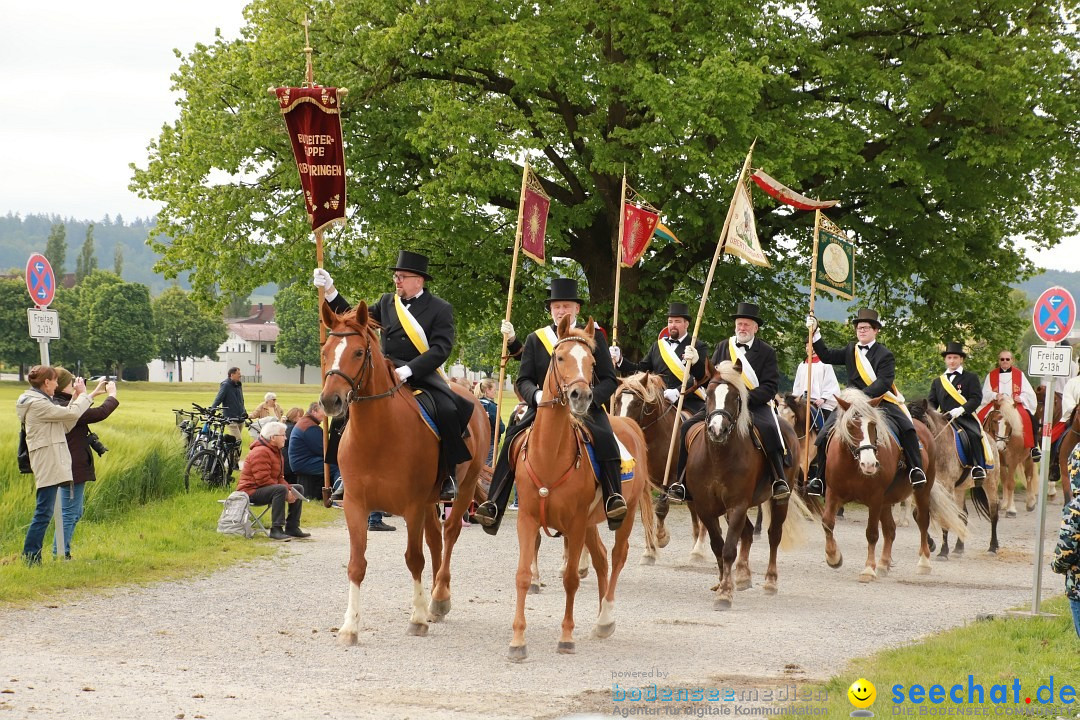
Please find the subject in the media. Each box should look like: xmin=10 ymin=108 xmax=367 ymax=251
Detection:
xmin=185 ymin=450 xmax=228 ymax=490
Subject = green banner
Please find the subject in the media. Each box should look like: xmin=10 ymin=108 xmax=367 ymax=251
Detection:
xmin=815 ymin=228 xmax=854 ymax=299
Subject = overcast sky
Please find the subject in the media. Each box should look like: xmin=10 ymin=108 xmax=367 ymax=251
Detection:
xmin=0 ymin=1 xmax=1074 ymax=272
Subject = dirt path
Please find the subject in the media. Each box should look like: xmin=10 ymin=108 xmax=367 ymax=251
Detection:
xmin=0 ymin=494 xmax=1063 ymax=720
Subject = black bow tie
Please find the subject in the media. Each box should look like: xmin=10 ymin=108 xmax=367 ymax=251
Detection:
xmin=666 ymin=336 xmax=681 ymax=345
xmin=736 ymin=343 xmax=749 ymax=350
xmin=947 ymin=371 xmax=958 ymax=379
xmin=858 ymin=344 xmax=870 ymax=352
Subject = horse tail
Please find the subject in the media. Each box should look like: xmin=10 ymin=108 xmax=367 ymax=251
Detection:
xmin=764 ymin=492 xmax=811 ymax=551
xmin=636 ymin=471 xmax=657 ymax=552
xmin=929 ymin=481 xmax=969 ymax=542
xmin=968 ymin=486 xmax=992 ymax=523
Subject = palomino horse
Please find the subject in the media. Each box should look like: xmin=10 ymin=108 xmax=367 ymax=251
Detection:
xmin=909 ymin=399 xmax=999 ymax=555
xmin=983 ymin=396 xmax=1038 ymax=516
xmin=819 ymin=389 xmax=966 ymax=581
xmin=683 ymin=360 xmax=810 ymax=608
xmin=612 ymin=372 xmax=708 ymax=560
xmin=506 ymin=317 xmax=654 ymax=660
xmin=318 ymin=302 xmax=490 ymax=643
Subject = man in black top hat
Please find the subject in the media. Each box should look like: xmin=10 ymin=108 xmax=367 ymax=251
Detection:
xmin=473 ymin=277 xmax=627 ymax=534
xmin=669 ymin=302 xmax=791 ymax=503
xmin=610 ymin=302 xmax=709 ymax=415
xmin=805 ymin=308 xmax=927 ymax=496
xmin=313 ymin=251 xmax=474 ymax=501
xmin=928 ymin=342 xmax=988 ymax=485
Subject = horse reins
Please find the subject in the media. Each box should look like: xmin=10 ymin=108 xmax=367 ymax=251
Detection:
xmin=324 ymin=330 xmax=407 ymax=404
xmin=703 ymin=378 xmax=740 ymax=440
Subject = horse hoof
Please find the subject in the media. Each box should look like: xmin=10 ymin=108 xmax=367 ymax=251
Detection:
xmin=429 ymin=598 xmax=451 ymax=619
xmin=557 ymin=641 xmax=576 ymax=654
xmin=916 ymin=563 xmax=932 ymax=575
xmin=877 ymin=565 xmax=889 ymax=578
xmin=826 ymin=554 xmax=843 ymax=569
xmin=337 ymin=630 xmax=359 ymax=647
xmin=528 ymin=583 xmax=541 ymax=595
xmin=640 ymin=554 xmax=656 ymax=566
xmin=937 ymin=551 xmax=949 ymax=560
xmin=578 ymin=568 xmax=589 ymax=579
xmin=714 ymin=595 xmax=732 ymax=610
xmin=508 ymin=645 xmax=528 ymax=662
xmin=953 ymin=548 xmax=964 ymax=558
xmin=594 ymin=622 xmax=615 ymax=639
xmin=735 ymin=579 xmax=752 ymax=591
xmin=762 ymin=582 xmax=778 ymax=596
xmin=858 ymin=571 xmax=876 ymax=583
xmin=1006 ymin=510 xmax=1017 ymax=518
xmin=406 ymin=622 xmax=429 ymax=637
xmin=987 ymin=546 xmax=998 ymax=554
xmin=657 ymin=529 xmax=671 ymax=549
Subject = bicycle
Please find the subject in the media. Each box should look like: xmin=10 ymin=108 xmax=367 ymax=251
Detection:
xmin=184 ymin=406 xmax=250 ymax=491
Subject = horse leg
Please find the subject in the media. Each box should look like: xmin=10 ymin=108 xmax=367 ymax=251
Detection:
xmin=939 ymin=529 xmax=950 ymax=560
xmin=822 ymin=492 xmax=842 ymax=569
xmin=735 ymin=513 xmax=754 ymax=591
xmin=1003 ymin=460 xmax=1018 ymax=517
xmin=859 ymin=498 xmax=880 ymax=583
xmin=896 ymin=497 xmax=910 ymax=527
xmin=559 ymin=528 xmax=586 ymax=654
xmin=654 ymin=491 xmax=671 ymax=549
xmin=586 ymin=525 xmax=618 ymax=639
xmin=914 ymin=487 xmax=933 ymax=574
xmin=753 ymin=506 xmax=763 ymax=536
xmin=426 ymin=505 xmax=452 ymax=620
xmin=404 ymin=507 xmax=431 ymax=637
xmin=1023 ymin=457 xmax=1038 ymax=512
xmin=953 ymin=496 xmax=967 ymax=557
xmin=578 ymin=543 xmax=590 ymax=579
xmin=716 ymin=507 xmax=747 ymax=608
xmin=529 ymin=533 xmax=542 ymax=594
xmin=510 ymin=513 xmax=540 ymax=661
xmin=584 ymin=525 xmax=610 ymax=606
xmin=431 ymin=473 xmax=472 ymax=618
xmin=339 ymin=503 xmax=370 ymax=646
xmin=688 ymin=506 xmax=708 ymax=561
xmin=878 ymin=503 xmax=896 ymax=577
xmin=698 ymin=514 xmax=726 ymax=591
xmin=763 ymin=499 xmax=787 ymax=595
xmin=988 ymin=483 xmax=1001 ymax=554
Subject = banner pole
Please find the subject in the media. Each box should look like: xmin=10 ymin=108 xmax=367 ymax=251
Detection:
xmin=803 ymin=211 xmax=822 ymax=477
xmin=492 ymin=160 xmax=530 ymax=460
xmin=315 ymin=229 xmax=334 ymax=506
xmin=660 ymin=143 xmax=756 ymax=490
xmin=612 ymin=165 xmax=628 ymax=348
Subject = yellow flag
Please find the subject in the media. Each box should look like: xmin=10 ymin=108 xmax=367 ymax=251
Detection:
xmin=722 ymin=182 xmax=770 ymax=267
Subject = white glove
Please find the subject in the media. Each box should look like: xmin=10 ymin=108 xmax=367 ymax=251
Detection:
xmin=947 ymin=407 xmax=964 ymax=419
xmin=682 ymin=345 xmax=699 ymax=365
xmin=394 ymin=366 xmax=413 ymax=382
xmin=313 ymin=268 xmax=338 ymax=301
xmin=805 ymin=314 xmax=817 ymax=330
xmin=534 ymin=390 xmax=544 ymax=406
xmin=663 ymin=388 xmax=680 ymax=404
xmin=500 ymin=319 xmax=516 ymax=340
xmin=609 ymin=346 xmax=622 ymax=365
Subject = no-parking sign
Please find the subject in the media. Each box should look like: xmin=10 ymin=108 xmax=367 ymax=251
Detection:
xmin=1032 ymin=286 xmax=1075 ymax=344
xmin=25 ymin=253 xmax=56 ymax=308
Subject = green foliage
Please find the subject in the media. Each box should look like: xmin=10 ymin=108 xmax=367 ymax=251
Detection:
xmin=86 ymin=276 xmax=155 ymax=376
xmin=0 ymin=277 xmax=40 ymax=370
xmin=113 ymin=243 xmax=124 ymax=276
xmin=44 ymin=223 xmax=67 ymax=276
xmin=273 ymin=281 xmax=320 ymax=382
xmin=151 ymin=287 xmax=228 ymax=382
xmin=74 ymin=223 xmax=98 ymax=283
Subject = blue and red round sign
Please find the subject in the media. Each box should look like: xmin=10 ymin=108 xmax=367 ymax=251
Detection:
xmin=1032 ymin=286 xmax=1076 ymax=344
xmin=25 ymin=253 xmax=56 ymax=308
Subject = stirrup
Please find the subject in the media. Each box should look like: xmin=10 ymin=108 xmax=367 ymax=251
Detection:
xmin=472 ymin=501 xmax=498 ymax=527
xmin=666 ymin=483 xmax=688 ymax=502
xmin=909 ymin=467 xmax=927 ymax=486
xmin=771 ymin=479 xmax=791 ymax=501
xmin=806 ymin=477 xmax=824 ymax=497
xmin=439 ymin=475 xmax=457 ymax=502
xmin=970 ymin=466 xmax=986 ymax=486
xmin=605 ymin=494 xmax=628 ymax=520
xmin=1030 ymin=447 xmax=1042 ymax=462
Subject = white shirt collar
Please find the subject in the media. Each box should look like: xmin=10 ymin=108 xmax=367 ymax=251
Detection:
xmin=947 ymin=366 xmax=964 ymax=375
xmin=857 ymin=340 xmax=876 ymax=350
xmin=733 ymin=336 xmax=754 ymax=349
xmin=404 ymin=289 xmax=424 ymax=303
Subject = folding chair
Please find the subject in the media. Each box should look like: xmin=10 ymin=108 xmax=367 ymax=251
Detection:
xmin=246 ymin=501 xmax=272 ymax=537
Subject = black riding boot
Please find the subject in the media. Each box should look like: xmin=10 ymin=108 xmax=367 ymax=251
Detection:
xmin=473 ymin=462 xmax=515 ymax=536
xmin=668 ymin=419 xmax=699 ymax=502
xmin=901 ymin=429 xmax=926 ymax=486
xmin=969 ymin=440 xmax=987 ymax=487
xmin=768 ymin=451 xmax=791 ymax=501
xmin=600 ymin=459 xmax=628 ymax=531
xmin=806 ymin=440 xmax=827 ymax=496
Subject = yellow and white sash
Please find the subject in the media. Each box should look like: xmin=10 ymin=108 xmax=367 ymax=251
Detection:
xmin=535 ymin=325 xmax=559 ymax=356
xmin=394 ymin=294 xmax=447 ymax=379
xmin=658 ymin=339 xmax=706 ymax=400
xmin=853 ymin=346 xmax=911 ymax=419
xmin=939 ymin=373 xmax=968 ymax=406
xmin=728 ymin=337 xmax=759 ymax=390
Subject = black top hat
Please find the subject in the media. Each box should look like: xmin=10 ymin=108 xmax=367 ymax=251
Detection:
xmin=730 ymin=302 xmax=763 ymax=326
xmin=545 ymin=278 xmax=584 ymax=307
xmin=388 ymin=250 xmax=432 ymax=280
xmin=941 ymin=341 xmax=967 ymax=358
xmin=851 ymin=308 xmax=882 ymax=329
xmin=667 ymin=302 xmax=692 ymax=321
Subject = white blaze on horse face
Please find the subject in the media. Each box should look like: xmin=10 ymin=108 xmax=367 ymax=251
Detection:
xmin=330 ymin=336 xmax=347 ymax=372
xmin=708 ymin=384 xmax=731 ymax=436
xmin=568 ymin=343 xmax=589 ymax=382
xmin=858 ymin=417 xmax=879 ymax=474
xmin=615 ymin=393 xmax=633 ymax=417
xmin=996 ymin=417 xmax=1008 ymax=450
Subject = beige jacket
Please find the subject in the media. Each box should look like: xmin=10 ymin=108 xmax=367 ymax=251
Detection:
xmin=16 ymin=389 xmax=92 ymax=490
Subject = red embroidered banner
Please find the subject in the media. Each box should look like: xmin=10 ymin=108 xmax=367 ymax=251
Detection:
xmin=621 ymin=203 xmax=659 ymax=267
xmin=275 ymin=87 xmax=347 ymax=232
xmin=521 ymin=184 xmax=550 ymax=264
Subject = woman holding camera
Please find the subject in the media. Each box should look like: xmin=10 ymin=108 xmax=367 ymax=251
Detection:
xmin=15 ymin=366 xmax=93 ymax=566
xmin=52 ymin=367 xmax=119 ymax=559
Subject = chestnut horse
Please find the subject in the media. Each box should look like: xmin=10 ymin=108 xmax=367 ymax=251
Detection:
xmin=612 ymin=372 xmax=708 ymax=559
xmin=909 ymin=399 xmax=999 ymax=555
xmin=506 ymin=317 xmax=654 ymax=660
xmin=820 ymin=389 xmax=966 ymax=581
xmin=683 ymin=361 xmax=810 ymax=608
xmin=984 ymin=396 xmax=1038 ymax=516
xmin=1035 ymin=385 xmax=1064 ymax=501
xmin=318 ymin=302 xmax=490 ymax=644
xmin=1037 ymin=385 xmax=1076 ymax=504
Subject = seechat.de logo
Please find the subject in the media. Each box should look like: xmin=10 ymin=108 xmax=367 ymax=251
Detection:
xmin=848 ymin=678 xmax=876 ymax=717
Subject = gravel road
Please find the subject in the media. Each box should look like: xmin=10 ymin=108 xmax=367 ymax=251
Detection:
xmin=0 ymin=493 xmax=1063 ymax=720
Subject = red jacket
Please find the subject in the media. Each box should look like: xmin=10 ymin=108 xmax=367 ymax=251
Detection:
xmin=237 ymin=437 xmax=287 ymax=495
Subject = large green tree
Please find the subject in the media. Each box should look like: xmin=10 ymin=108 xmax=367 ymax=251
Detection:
xmin=74 ymin=223 xmax=98 ymax=283
xmin=273 ymin=281 xmax=320 ymax=383
xmin=44 ymin=223 xmax=67 ymax=277
xmin=50 ymin=271 xmax=125 ymax=373
xmin=0 ymin=277 xmax=41 ymax=377
xmin=152 ymin=286 xmax=228 ymax=381
xmin=131 ymin=0 xmax=1079 ymax=385
xmin=86 ymin=278 xmax=155 ymax=378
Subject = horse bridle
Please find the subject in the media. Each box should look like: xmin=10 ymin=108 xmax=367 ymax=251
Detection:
xmin=986 ymin=410 xmax=1012 ymax=443
xmin=704 ymin=378 xmax=740 ymax=439
xmin=323 ymin=330 xmax=406 ymax=404
xmin=537 ymin=336 xmax=594 ymax=410
xmin=847 ymin=419 xmax=880 ymax=460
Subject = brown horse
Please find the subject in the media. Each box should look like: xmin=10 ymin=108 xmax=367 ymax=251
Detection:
xmin=820 ymin=389 xmax=966 ymax=581
xmin=612 ymin=372 xmax=708 ymax=560
xmin=909 ymin=399 xmax=999 ymax=555
xmin=1058 ymin=407 xmax=1078 ymax=504
xmin=1035 ymin=385 xmax=1065 ymax=501
xmin=683 ymin=361 xmax=809 ymax=608
xmin=984 ymin=395 xmax=1038 ymax=516
xmin=506 ymin=317 xmax=654 ymax=660
xmin=318 ymin=302 xmax=490 ymax=644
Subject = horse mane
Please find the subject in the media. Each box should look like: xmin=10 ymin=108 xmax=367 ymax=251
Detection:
xmin=557 ymin=323 xmax=597 ymax=350
xmin=833 ymin=388 xmax=888 ymax=447
xmin=620 ymin=372 xmax=665 ymax=406
xmin=714 ymin=361 xmax=752 ymax=438
xmin=337 ymin=307 xmax=382 ymax=343
xmin=996 ymin=394 xmax=1024 ymax=435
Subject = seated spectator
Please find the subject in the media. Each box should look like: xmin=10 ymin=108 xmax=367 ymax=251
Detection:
xmin=238 ymin=421 xmax=310 ymax=540
xmin=251 ymin=392 xmax=284 ymax=421
xmin=288 ymin=402 xmax=342 ymax=497
xmin=282 ymin=406 xmax=303 ymax=484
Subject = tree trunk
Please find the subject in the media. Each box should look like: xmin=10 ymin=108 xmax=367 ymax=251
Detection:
xmin=299 ymin=362 xmax=306 ymax=384
xmin=176 ymin=355 xmax=184 ymax=382
xmin=19 ymin=363 xmax=25 ymax=382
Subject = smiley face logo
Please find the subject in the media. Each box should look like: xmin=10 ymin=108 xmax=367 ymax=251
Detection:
xmin=848 ymin=678 xmax=876 ymax=710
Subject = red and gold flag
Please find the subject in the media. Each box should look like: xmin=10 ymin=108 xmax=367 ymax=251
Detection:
xmin=620 ymin=203 xmax=659 ymax=267
xmin=275 ymin=86 xmax=347 ymax=232
xmin=520 ymin=170 xmax=550 ymax=264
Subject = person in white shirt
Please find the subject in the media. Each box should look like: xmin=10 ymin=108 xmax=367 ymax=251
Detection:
xmin=979 ymin=350 xmax=1039 ymax=460
xmin=791 ymin=341 xmax=841 ymax=430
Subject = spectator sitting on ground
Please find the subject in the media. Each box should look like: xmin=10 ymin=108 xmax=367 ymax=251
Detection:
xmin=288 ymin=402 xmax=341 ymax=496
xmin=282 ymin=407 xmax=303 ymax=485
xmin=238 ymin=421 xmax=310 ymax=540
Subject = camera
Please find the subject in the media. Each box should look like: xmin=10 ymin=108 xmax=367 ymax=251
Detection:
xmin=87 ymin=431 xmax=109 ymax=456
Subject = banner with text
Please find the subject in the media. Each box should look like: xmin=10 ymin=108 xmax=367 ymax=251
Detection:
xmin=275 ymin=86 xmax=347 ymax=232
xmin=814 ymin=214 xmax=855 ymax=299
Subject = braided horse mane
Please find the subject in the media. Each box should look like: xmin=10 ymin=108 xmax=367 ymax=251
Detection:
xmin=832 ymin=387 xmax=890 ymax=448
xmin=713 ymin=360 xmax=753 ymax=439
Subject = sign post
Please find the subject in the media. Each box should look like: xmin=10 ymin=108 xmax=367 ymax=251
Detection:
xmin=1029 ymin=286 xmax=1076 ymax=614
xmin=25 ymin=253 xmax=66 ymax=559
